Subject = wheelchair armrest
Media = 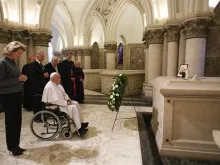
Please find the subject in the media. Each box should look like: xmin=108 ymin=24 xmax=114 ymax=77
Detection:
xmin=42 ymin=102 xmax=59 ymax=111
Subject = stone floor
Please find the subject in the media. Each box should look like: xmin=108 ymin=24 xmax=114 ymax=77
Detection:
xmin=0 ymin=89 xmax=152 ymax=165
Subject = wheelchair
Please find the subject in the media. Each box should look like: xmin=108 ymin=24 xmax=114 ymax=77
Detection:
xmin=30 ymin=102 xmax=76 ymax=140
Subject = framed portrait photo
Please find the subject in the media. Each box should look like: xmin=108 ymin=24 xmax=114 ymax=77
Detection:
xmin=177 ymin=64 xmax=189 ymax=77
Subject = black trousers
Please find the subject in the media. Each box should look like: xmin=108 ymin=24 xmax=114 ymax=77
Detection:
xmin=0 ymin=92 xmax=22 ymax=150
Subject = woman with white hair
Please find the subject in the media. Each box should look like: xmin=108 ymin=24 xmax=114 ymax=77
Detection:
xmin=0 ymin=41 xmax=27 ymax=156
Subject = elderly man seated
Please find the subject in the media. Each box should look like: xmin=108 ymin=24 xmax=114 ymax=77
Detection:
xmin=42 ymin=72 xmax=88 ymax=136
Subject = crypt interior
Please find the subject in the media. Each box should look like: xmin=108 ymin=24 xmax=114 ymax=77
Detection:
xmin=1 ymin=0 xmax=220 ymax=165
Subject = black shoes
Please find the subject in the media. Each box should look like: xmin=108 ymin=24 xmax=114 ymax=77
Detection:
xmin=77 ymin=127 xmax=88 ymax=136
xmin=81 ymin=122 xmax=89 ymax=128
xmin=9 ymin=146 xmax=26 ymax=156
xmin=18 ymin=147 xmax=26 ymax=152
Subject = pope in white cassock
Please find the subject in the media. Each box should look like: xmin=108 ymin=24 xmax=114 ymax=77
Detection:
xmin=42 ymin=72 xmax=88 ymax=136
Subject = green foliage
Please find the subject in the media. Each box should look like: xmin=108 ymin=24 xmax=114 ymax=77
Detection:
xmin=107 ymin=73 xmax=128 ymax=112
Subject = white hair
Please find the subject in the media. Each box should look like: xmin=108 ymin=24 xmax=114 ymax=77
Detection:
xmin=36 ymin=50 xmax=44 ymax=57
xmin=51 ymin=56 xmax=59 ymax=62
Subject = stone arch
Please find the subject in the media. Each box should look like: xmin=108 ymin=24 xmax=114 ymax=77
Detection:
xmin=91 ymin=42 xmax=100 ymax=69
xmin=83 ymin=13 xmax=105 ymax=46
xmin=51 ymin=2 xmax=75 ymax=47
xmin=39 ymin=0 xmax=58 ymax=29
xmin=106 ymin=1 xmax=145 ymax=41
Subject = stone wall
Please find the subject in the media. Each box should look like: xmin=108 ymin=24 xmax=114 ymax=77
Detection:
xmin=205 ymin=4 xmax=220 ymax=77
xmin=127 ymin=43 xmax=145 ymax=70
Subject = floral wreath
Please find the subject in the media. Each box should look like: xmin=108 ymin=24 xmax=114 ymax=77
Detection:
xmin=107 ymin=73 xmax=128 ymax=112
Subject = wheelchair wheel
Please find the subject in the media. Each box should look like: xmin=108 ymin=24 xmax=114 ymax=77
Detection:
xmin=62 ymin=128 xmax=72 ymax=139
xmin=30 ymin=110 xmax=61 ymax=140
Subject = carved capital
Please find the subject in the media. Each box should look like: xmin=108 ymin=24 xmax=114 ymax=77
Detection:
xmin=166 ymin=25 xmax=180 ymax=42
xmin=83 ymin=48 xmax=92 ymax=56
xmin=143 ymin=29 xmax=164 ymax=45
xmin=13 ymin=30 xmax=29 ymax=45
xmin=0 ymin=28 xmax=11 ymax=43
xmin=76 ymin=49 xmax=83 ymax=56
xmin=183 ymin=19 xmax=212 ymax=39
xmin=104 ymin=43 xmax=117 ymax=53
xmin=143 ymin=40 xmax=149 ymax=49
xmin=32 ymin=33 xmax=53 ymax=47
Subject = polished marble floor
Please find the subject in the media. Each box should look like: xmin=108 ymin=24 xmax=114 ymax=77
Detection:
xmin=0 ymin=91 xmax=152 ymax=165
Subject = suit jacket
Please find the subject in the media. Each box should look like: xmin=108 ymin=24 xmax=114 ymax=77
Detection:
xmin=44 ymin=62 xmax=57 ymax=82
xmin=59 ymin=60 xmax=75 ymax=87
xmin=28 ymin=61 xmax=46 ymax=94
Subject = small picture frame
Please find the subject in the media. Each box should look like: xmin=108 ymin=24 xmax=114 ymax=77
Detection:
xmin=177 ymin=64 xmax=189 ymax=77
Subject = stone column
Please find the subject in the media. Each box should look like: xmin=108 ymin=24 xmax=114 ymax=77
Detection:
xmin=143 ymin=41 xmax=149 ymax=85
xmin=83 ymin=48 xmax=92 ymax=69
xmin=0 ymin=28 xmax=11 ymax=58
xmin=32 ymin=32 xmax=52 ymax=65
xmin=183 ymin=19 xmax=211 ymax=77
xmin=104 ymin=42 xmax=117 ymax=70
xmin=143 ymin=29 xmax=163 ymax=97
xmin=162 ymin=32 xmax=168 ymax=76
xmin=166 ymin=25 xmax=180 ymax=76
xmin=178 ymin=29 xmax=186 ymax=67
xmin=13 ymin=30 xmax=28 ymax=71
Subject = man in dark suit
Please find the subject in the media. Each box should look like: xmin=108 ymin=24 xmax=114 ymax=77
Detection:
xmin=73 ymin=60 xmax=85 ymax=103
xmin=28 ymin=50 xmax=49 ymax=114
xmin=59 ymin=53 xmax=76 ymax=100
xmin=44 ymin=56 xmax=60 ymax=82
xmin=21 ymin=55 xmax=36 ymax=111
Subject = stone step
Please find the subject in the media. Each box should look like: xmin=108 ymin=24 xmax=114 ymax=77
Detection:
xmin=84 ymin=95 xmax=151 ymax=106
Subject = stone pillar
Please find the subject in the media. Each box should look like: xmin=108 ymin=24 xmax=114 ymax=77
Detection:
xmin=183 ymin=19 xmax=211 ymax=77
xmin=13 ymin=30 xmax=28 ymax=71
xmin=0 ymin=28 xmax=11 ymax=58
xmin=178 ymin=29 xmax=186 ymax=68
xmin=162 ymin=32 xmax=168 ymax=76
xmin=143 ymin=29 xmax=163 ymax=97
xmin=104 ymin=42 xmax=117 ymax=70
xmin=83 ymin=48 xmax=92 ymax=69
xmin=32 ymin=32 xmax=52 ymax=65
xmin=27 ymin=37 xmax=34 ymax=57
xmin=166 ymin=25 xmax=180 ymax=76
xmin=143 ymin=41 xmax=149 ymax=84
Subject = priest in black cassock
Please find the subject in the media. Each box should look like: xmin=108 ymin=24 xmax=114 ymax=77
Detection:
xmin=59 ymin=53 xmax=76 ymax=100
xmin=44 ymin=56 xmax=60 ymax=82
xmin=21 ymin=56 xmax=36 ymax=111
xmin=73 ymin=60 xmax=85 ymax=103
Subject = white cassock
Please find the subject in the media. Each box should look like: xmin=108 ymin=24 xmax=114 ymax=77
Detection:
xmin=42 ymin=81 xmax=83 ymax=130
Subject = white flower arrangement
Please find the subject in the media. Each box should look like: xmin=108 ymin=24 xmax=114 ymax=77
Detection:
xmin=107 ymin=73 xmax=128 ymax=112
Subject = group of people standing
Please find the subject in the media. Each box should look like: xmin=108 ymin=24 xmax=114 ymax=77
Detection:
xmin=22 ymin=51 xmax=85 ymax=113
xmin=0 ymin=41 xmax=86 ymax=156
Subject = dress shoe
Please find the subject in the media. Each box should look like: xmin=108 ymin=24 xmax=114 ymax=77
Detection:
xmin=81 ymin=122 xmax=89 ymax=128
xmin=9 ymin=148 xmax=23 ymax=156
xmin=17 ymin=146 xmax=26 ymax=152
xmin=77 ymin=127 xmax=88 ymax=136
